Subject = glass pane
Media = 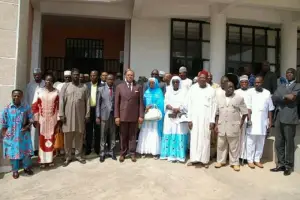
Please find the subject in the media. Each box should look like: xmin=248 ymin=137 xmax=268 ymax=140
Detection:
xmin=254 ymin=47 xmax=266 ymax=62
xmin=173 ymin=21 xmax=185 ymax=39
xmin=242 ymin=28 xmax=252 ymax=44
xmin=187 ymin=23 xmax=199 ymax=40
xmin=297 ymin=50 xmax=300 ymax=65
xmin=202 ymin=42 xmax=210 ymax=59
xmin=270 ymin=64 xmax=276 ymax=73
xmin=202 ymin=23 xmax=210 ymax=41
xmin=187 ymin=41 xmax=200 ymax=58
xmin=172 ymin=58 xmax=186 ymax=71
xmin=268 ymin=30 xmax=276 ymax=46
xmin=267 ymin=48 xmax=276 ymax=64
xmin=227 ymin=44 xmax=240 ymax=61
xmin=298 ymin=32 xmax=300 ymax=49
xmin=203 ymin=60 xmax=210 ymax=71
xmin=241 ymin=46 xmax=252 ymax=62
xmin=228 ymin=26 xmax=240 ymax=43
xmin=255 ymin=29 xmax=266 ymax=45
xmin=227 ymin=62 xmax=239 ymax=74
xmin=172 ymin=40 xmax=185 ymax=58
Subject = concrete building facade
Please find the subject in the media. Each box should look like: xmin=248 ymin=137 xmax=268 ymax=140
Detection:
xmin=1 ymin=0 xmax=300 ymax=172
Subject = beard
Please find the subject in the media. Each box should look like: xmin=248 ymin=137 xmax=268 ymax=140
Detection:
xmin=241 ymin=87 xmax=248 ymax=91
xmin=255 ymin=87 xmax=263 ymax=92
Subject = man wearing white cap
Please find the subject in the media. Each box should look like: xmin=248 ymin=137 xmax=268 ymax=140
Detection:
xmin=235 ymin=75 xmax=250 ymax=162
xmin=179 ymin=66 xmax=192 ymax=92
xmin=25 ymin=68 xmax=45 ymax=154
xmin=54 ymin=70 xmax=72 ymax=92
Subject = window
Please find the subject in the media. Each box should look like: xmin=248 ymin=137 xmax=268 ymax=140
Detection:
xmin=170 ymin=19 xmax=210 ymax=77
xmin=226 ymin=24 xmax=280 ymax=75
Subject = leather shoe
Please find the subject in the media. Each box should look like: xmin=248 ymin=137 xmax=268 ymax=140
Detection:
xmin=284 ymin=169 xmax=292 ymax=176
xmin=119 ymin=156 xmax=125 ymax=163
xmin=270 ymin=166 xmax=285 ymax=172
xmin=99 ymin=156 xmax=105 ymax=163
xmin=12 ymin=171 xmax=19 ymax=179
xmin=63 ymin=159 xmax=71 ymax=167
xmin=24 ymin=168 xmax=34 ymax=176
xmin=111 ymin=155 xmax=117 ymax=161
xmin=85 ymin=150 xmax=92 ymax=156
xmin=77 ymin=158 xmax=86 ymax=164
xmin=131 ymin=155 xmax=137 ymax=162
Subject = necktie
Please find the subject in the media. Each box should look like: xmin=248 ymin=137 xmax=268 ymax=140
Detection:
xmin=128 ymin=83 xmax=132 ymax=91
xmin=109 ymin=87 xmax=112 ymax=97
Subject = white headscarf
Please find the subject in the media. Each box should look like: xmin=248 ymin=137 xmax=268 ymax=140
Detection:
xmin=170 ymin=76 xmax=182 ymax=95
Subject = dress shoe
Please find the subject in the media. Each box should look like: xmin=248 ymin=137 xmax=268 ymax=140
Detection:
xmin=111 ymin=155 xmax=117 ymax=161
xmin=63 ymin=159 xmax=72 ymax=167
xmin=215 ymin=163 xmax=226 ymax=168
xmin=12 ymin=171 xmax=19 ymax=179
xmin=95 ymin=151 xmax=100 ymax=156
xmin=77 ymin=158 xmax=86 ymax=164
xmin=233 ymin=165 xmax=240 ymax=172
xmin=131 ymin=155 xmax=137 ymax=162
xmin=24 ymin=168 xmax=34 ymax=176
xmin=119 ymin=156 xmax=125 ymax=163
xmin=99 ymin=156 xmax=105 ymax=163
xmin=284 ymin=169 xmax=292 ymax=176
xmin=254 ymin=162 xmax=264 ymax=168
xmin=248 ymin=163 xmax=255 ymax=169
xmin=85 ymin=150 xmax=92 ymax=156
xmin=270 ymin=166 xmax=285 ymax=172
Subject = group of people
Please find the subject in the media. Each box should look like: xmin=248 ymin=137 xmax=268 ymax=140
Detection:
xmin=1 ymin=61 xmax=299 ymax=180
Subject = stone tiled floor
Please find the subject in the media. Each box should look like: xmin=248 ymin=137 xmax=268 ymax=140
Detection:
xmin=0 ymin=154 xmax=300 ymax=200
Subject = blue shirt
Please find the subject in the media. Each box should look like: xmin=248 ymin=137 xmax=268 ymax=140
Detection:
xmin=248 ymin=74 xmax=256 ymax=87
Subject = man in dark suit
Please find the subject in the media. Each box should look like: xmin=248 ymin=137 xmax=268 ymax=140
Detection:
xmin=271 ymin=68 xmax=300 ymax=176
xmin=115 ymin=69 xmax=144 ymax=162
xmin=96 ymin=74 xmax=116 ymax=162
xmin=114 ymin=72 xmax=123 ymax=87
xmin=261 ymin=61 xmax=277 ymax=94
xmin=85 ymin=70 xmax=101 ymax=155
xmin=143 ymin=69 xmax=166 ymax=94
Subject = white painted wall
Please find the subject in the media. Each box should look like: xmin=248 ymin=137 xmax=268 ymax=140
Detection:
xmin=130 ymin=18 xmax=170 ymax=78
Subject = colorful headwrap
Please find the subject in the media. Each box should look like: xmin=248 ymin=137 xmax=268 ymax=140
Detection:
xmin=198 ymin=70 xmax=208 ymax=77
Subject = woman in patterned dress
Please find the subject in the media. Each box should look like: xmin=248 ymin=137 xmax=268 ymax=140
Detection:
xmin=160 ymin=76 xmax=189 ymax=163
xmin=32 ymin=74 xmax=60 ymax=168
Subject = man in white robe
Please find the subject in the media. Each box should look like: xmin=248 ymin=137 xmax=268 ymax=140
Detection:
xmin=247 ymin=76 xmax=274 ymax=168
xmin=179 ymin=66 xmax=192 ymax=92
xmin=25 ymin=68 xmax=45 ymax=153
xmin=235 ymin=75 xmax=250 ymax=162
xmin=54 ymin=70 xmax=72 ymax=92
xmin=186 ymin=70 xmax=216 ymax=167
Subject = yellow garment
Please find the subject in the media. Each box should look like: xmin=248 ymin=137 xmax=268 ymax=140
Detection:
xmin=90 ymin=83 xmax=98 ymax=107
xmin=211 ymin=83 xmax=219 ymax=89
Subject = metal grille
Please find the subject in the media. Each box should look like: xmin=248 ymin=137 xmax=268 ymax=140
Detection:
xmin=44 ymin=57 xmax=64 ymax=81
xmin=66 ymin=38 xmax=103 ymax=59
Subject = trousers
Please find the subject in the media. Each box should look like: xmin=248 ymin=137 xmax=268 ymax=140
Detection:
xmin=64 ymin=131 xmax=84 ymax=161
xmin=217 ymin=135 xmax=240 ymax=165
xmin=100 ymin=114 xmax=116 ymax=156
xmin=10 ymin=156 xmax=32 ymax=172
xmin=86 ymin=107 xmax=100 ymax=153
xmin=246 ymin=135 xmax=266 ymax=163
xmin=120 ymin=122 xmax=138 ymax=156
xmin=276 ymin=123 xmax=296 ymax=170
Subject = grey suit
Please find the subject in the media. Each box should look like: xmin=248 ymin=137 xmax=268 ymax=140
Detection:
xmin=272 ymin=82 xmax=300 ymax=170
xmin=96 ymin=85 xmax=116 ymax=156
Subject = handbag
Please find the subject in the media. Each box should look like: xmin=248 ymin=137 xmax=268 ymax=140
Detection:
xmin=54 ymin=127 xmax=64 ymax=149
xmin=144 ymin=105 xmax=162 ymax=121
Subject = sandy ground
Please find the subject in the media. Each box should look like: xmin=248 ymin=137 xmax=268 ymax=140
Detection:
xmin=0 ymin=154 xmax=300 ymax=200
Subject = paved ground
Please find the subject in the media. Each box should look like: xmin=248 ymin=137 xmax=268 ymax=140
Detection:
xmin=1 ymin=154 xmax=300 ymax=200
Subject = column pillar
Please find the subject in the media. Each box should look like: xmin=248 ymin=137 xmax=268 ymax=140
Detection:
xmin=280 ymin=21 xmax=297 ymax=76
xmin=123 ymin=20 xmax=131 ymax=72
xmin=30 ymin=9 xmax=42 ymax=81
xmin=209 ymin=4 xmax=226 ymax=84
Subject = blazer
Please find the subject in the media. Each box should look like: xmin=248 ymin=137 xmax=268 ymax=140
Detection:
xmin=262 ymin=71 xmax=277 ymax=94
xmin=114 ymin=82 xmax=144 ymax=122
xmin=96 ymin=85 xmax=115 ymax=121
xmin=272 ymin=82 xmax=300 ymax=125
xmin=216 ymin=93 xmax=248 ymax=137
xmin=86 ymin=82 xmax=101 ymax=101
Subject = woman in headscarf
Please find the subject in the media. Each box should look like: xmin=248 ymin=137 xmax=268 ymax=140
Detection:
xmin=136 ymin=78 xmax=164 ymax=159
xmin=160 ymin=76 xmax=189 ymax=163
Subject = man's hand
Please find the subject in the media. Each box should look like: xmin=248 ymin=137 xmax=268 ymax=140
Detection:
xmin=284 ymin=94 xmax=296 ymax=101
xmin=214 ymin=126 xmax=219 ymax=136
xmin=172 ymin=108 xmax=180 ymax=114
xmin=188 ymin=122 xmax=193 ymax=130
xmin=60 ymin=116 xmax=66 ymax=123
xmin=209 ymin=123 xmax=215 ymax=130
xmin=96 ymin=118 xmax=101 ymax=125
xmin=246 ymin=121 xmax=252 ymax=128
xmin=138 ymin=117 xmax=144 ymax=125
xmin=115 ymin=118 xmax=120 ymax=126
xmin=268 ymin=120 xmax=272 ymax=130
xmin=1 ymin=128 xmax=7 ymax=137
xmin=21 ymin=125 xmax=30 ymax=133
xmin=33 ymin=121 xmax=39 ymax=128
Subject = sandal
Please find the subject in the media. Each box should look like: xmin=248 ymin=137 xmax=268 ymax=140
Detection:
xmin=40 ymin=164 xmax=46 ymax=168
xmin=49 ymin=163 xmax=55 ymax=167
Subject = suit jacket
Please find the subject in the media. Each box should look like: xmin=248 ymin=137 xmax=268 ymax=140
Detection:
xmin=114 ymin=82 xmax=144 ymax=122
xmin=96 ymin=85 xmax=115 ymax=121
xmin=114 ymin=79 xmax=124 ymax=87
xmin=216 ymin=93 xmax=248 ymax=137
xmin=262 ymin=71 xmax=277 ymax=94
xmin=272 ymin=82 xmax=300 ymax=124
xmin=86 ymin=82 xmax=101 ymax=104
